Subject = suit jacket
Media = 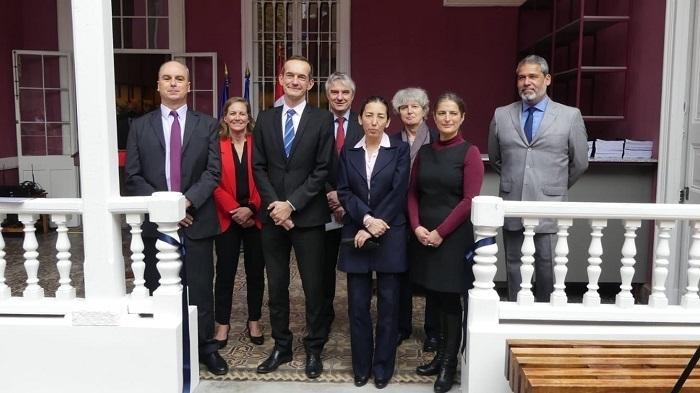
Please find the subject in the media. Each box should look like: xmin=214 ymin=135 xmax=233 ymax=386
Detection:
xmin=252 ymin=103 xmax=334 ymax=227
xmin=337 ymin=137 xmax=410 ymax=273
xmin=125 ymin=108 xmax=221 ymax=239
xmin=327 ymin=110 xmax=364 ymax=191
xmin=488 ymin=98 xmax=588 ymax=233
xmin=213 ymin=134 xmax=262 ymax=232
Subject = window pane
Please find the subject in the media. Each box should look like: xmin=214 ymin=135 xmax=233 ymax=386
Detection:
xmin=123 ymin=0 xmax=146 ymax=17
xmin=147 ymin=0 xmax=167 ymax=16
xmin=45 ymin=90 xmax=68 ymax=122
xmin=19 ymin=89 xmax=45 ymax=122
xmin=123 ymin=17 xmax=148 ymax=48
xmin=46 ymin=124 xmax=66 ymax=155
xmin=194 ymin=57 xmax=213 ymax=90
xmin=148 ymin=17 xmax=168 ymax=49
xmin=194 ymin=91 xmax=213 ymax=116
xmin=113 ymin=18 xmax=123 ymax=48
xmin=18 ymin=55 xmax=43 ymax=88
xmin=21 ymin=123 xmax=47 ymax=156
xmin=111 ymin=0 xmax=121 ymax=16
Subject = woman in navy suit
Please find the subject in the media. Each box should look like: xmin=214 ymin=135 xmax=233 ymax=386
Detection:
xmin=337 ymin=96 xmax=410 ymax=389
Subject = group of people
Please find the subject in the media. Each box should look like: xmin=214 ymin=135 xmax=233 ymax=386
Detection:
xmin=124 ymin=53 xmax=588 ymax=393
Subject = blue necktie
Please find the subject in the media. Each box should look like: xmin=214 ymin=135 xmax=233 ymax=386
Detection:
xmin=524 ymin=107 xmax=536 ymax=143
xmin=284 ymin=109 xmax=296 ymax=157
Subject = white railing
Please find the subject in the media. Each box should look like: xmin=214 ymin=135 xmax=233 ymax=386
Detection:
xmin=0 ymin=192 xmax=195 ymax=393
xmin=465 ymin=196 xmax=700 ymax=393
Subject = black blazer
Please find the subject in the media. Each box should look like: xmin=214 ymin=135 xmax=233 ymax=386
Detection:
xmin=337 ymin=137 xmax=410 ymax=273
xmin=252 ymin=104 xmax=334 ymax=227
xmin=327 ymin=110 xmax=364 ymax=191
xmin=125 ymin=109 xmax=221 ymax=239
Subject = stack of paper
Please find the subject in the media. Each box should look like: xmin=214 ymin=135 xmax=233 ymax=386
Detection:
xmin=594 ymin=139 xmax=624 ymax=159
xmin=623 ymin=139 xmax=653 ymax=159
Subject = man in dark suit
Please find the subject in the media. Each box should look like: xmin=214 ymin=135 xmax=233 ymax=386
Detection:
xmin=252 ymin=55 xmax=334 ymax=378
xmin=322 ymin=72 xmax=363 ymax=333
xmin=124 ymin=60 xmax=227 ymax=375
xmin=488 ymin=55 xmax=588 ymax=302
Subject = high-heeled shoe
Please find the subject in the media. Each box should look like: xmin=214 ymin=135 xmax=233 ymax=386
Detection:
xmin=215 ymin=337 xmax=229 ymax=349
xmin=247 ymin=321 xmax=264 ymax=345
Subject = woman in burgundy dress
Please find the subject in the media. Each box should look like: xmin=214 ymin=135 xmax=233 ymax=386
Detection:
xmin=408 ymin=93 xmax=484 ymax=393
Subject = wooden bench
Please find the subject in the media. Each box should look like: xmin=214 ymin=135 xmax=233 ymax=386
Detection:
xmin=506 ymin=339 xmax=700 ymax=393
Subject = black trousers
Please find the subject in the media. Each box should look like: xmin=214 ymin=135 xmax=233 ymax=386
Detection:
xmin=143 ymin=234 xmax=216 ymax=352
xmin=321 ymin=227 xmax=342 ymax=329
xmin=214 ymin=223 xmax=264 ymax=325
xmin=399 ymin=275 xmax=439 ymax=340
xmin=261 ymin=224 xmax=327 ymax=354
xmin=347 ymin=272 xmax=400 ymax=381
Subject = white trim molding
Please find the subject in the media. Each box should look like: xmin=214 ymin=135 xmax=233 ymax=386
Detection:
xmin=0 ymin=157 xmax=19 ymax=170
xmin=443 ymin=0 xmax=525 ymax=6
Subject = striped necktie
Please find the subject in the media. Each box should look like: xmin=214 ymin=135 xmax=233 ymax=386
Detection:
xmin=284 ymin=108 xmax=296 ymax=157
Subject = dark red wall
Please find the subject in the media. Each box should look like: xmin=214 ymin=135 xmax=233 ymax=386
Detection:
xmin=185 ymin=0 xmax=243 ymax=101
xmin=588 ymin=0 xmax=666 ymax=156
xmin=350 ymin=3 xmax=519 ymax=151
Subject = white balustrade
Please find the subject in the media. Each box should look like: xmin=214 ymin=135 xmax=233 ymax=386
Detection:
xmin=126 ymin=213 xmax=148 ymax=299
xmin=19 ymin=214 xmax=43 ymax=299
xmin=52 ymin=214 xmax=76 ymax=300
xmin=550 ymin=219 xmax=572 ymax=306
xmin=583 ymin=219 xmax=606 ymax=306
xmin=650 ymin=221 xmax=674 ymax=308
xmin=517 ymin=218 xmax=538 ymax=305
xmin=682 ymin=221 xmax=700 ymax=308
xmin=615 ymin=220 xmax=640 ymax=308
xmin=470 ymin=196 xmax=503 ymax=302
xmin=0 ymin=216 xmax=9 ymax=300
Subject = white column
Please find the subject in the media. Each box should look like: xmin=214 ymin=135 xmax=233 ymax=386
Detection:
xmin=71 ymin=0 xmax=125 ymax=298
xmin=682 ymin=221 xmax=700 ymax=308
xmin=127 ymin=214 xmax=149 ymax=299
xmin=53 ymin=214 xmax=76 ymax=300
xmin=650 ymin=220 xmax=675 ymax=308
xmin=550 ymin=219 xmax=572 ymax=306
xmin=0 ymin=214 xmax=9 ymax=300
xmin=20 ymin=214 xmax=43 ymax=299
xmin=583 ymin=219 xmax=607 ymax=306
xmin=517 ymin=218 xmax=538 ymax=306
xmin=615 ymin=220 xmax=640 ymax=308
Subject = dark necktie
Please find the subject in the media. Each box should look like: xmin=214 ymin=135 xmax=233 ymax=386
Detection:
xmin=335 ymin=117 xmax=345 ymax=154
xmin=169 ymin=110 xmax=182 ymax=192
xmin=283 ymin=109 xmax=296 ymax=157
xmin=524 ymin=106 xmax=536 ymax=143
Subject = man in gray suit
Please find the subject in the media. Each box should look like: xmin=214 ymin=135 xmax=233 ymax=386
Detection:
xmin=488 ymin=55 xmax=588 ymax=302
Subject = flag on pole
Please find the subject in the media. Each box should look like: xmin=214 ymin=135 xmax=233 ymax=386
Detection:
xmin=218 ymin=63 xmax=230 ymax=119
xmin=274 ymin=43 xmax=285 ymax=107
xmin=243 ymin=65 xmax=251 ymax=104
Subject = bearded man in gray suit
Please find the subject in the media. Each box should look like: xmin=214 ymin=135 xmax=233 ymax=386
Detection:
xmin=488 ymin=55 xmax=589 ymax=302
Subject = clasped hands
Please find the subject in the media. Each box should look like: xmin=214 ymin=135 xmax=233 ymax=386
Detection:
xmin=327 ymin=191 xmax=345 ymax=222
xmin=229 ymin=206 xmax=256 ymax=228
xmin=364 ymin=216 xmax=389 ymax=237
xmin=414 ymin=226 xmax=443 ymax=248
xmin=268 ymin=200 xmax=295 ymax=230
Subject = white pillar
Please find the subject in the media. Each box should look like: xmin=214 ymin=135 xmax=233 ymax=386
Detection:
xmin=71 ymin=0 xmax=125 ymax=298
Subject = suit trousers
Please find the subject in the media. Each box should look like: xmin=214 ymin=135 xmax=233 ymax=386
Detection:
xmin=322 ymin=227 xmax=342 ymax=330
xmin=398 ymin=274 xmax=439 ymax=340
xmin=261 ymin=224 xmax=327 ymax=354
xmin=347 ymin=272 xmax=400 ymax=381
xmin=503 ymin=230 xmax=556 ymax=302
xmin=214 ymin=223 xmax=264 ymax=325
xmin=143 ymin=234 xmax=216 ymax=351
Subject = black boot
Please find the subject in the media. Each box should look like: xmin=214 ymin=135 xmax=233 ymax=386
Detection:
xmin=433 ymin=313 xmax=460 ymax=393
xmin=416 ymin=313 xmax=446 ymax=376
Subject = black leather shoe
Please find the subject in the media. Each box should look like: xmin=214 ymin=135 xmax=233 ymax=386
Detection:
xmin=199 ymin=351 xmax=228 ymax=375
xmin=247 ymin=321 xmax=264 ymax=345
xmin=423 ymin=336 xmax=440 ymax=352
xmin=353 ymin=374 xmax=370 ymax=387
xmin=256 ymin=348 xmax=292 ymax=373
xmin=374 ymin=378 xmax=389 ymax=389
xmin=305 ymin=353 xmax=323 ymax=378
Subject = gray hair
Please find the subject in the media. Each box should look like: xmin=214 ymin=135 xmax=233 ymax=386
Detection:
xmin=325 ymin=72 xmax=356 ymax=94
xmin=391 ymin=87 xmax=430 ymax=114
xmin=517 ymin=55 xmax=550 ymax=75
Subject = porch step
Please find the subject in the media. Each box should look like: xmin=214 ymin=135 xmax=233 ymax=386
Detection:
xmin=506 ymin=339 xmax=700 ymax=393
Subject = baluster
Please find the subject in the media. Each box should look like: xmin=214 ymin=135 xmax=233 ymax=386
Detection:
xmin=127 ymin=214 xmax=148 ymax=298
xmin=52 ymin=214 xmax=75 ymax=300
xmin=649 ymin=220 xmax=675 ymax=308
xmin=153 ymin=221 xmax=182 ymax=295
xmin=472 ymin=225 xmax=499 ymax=298
xmin=0 ymin=215 xmax=9 ymax=300
xmin=583 ymin=219 xmax=607 ymax=306
xmin=550 ymin=219 xmax=572 ymax=306
xmin=19 ymin=214 xmax=43 ymax=299
xmin=682 ymin=221 xmax=700 ymax=308
xmin=518 ymin=218 xmax=538 ymax=305
xmin=615 ymin=220 xmax=640 ymax=308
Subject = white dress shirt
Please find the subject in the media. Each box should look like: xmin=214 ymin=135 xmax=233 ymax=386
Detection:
xmin=354 ymin=133 xmax=391 ymax=190
xmin=161 ymin=104 xmax=187 ymax=191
